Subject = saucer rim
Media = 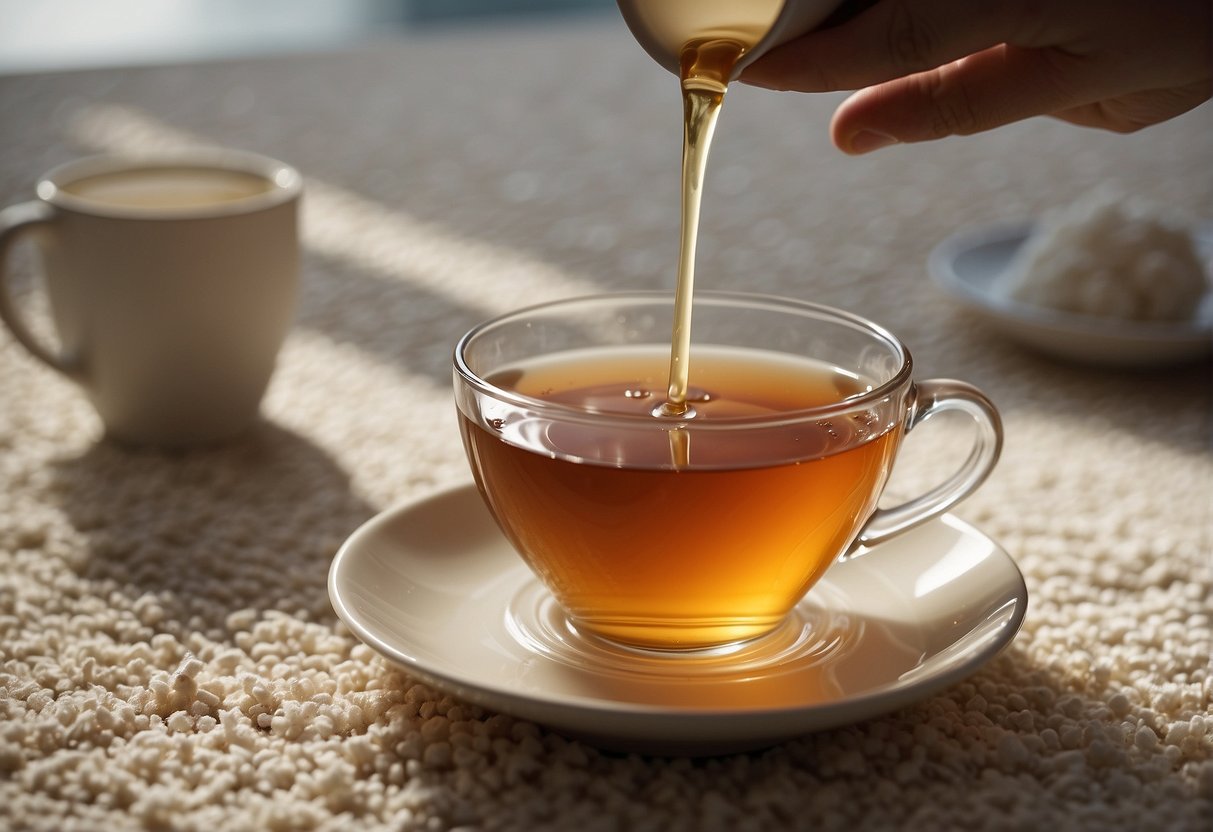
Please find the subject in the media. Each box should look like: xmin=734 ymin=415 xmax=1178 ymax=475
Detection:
xmin=328 ymin=483 xmax=1029 ymax=739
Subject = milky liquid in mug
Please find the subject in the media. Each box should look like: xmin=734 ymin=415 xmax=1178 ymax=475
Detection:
xmin=61 ymin=167 xmax=274 ymax=210
xmin=459 ymin=345 xmax=901 ymax=648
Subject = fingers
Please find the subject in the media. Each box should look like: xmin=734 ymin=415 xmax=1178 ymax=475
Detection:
xmin=830 ymin=44 xmax=1089 ymax=153
xmin=739 ymin=0 xmax=1211 ymax=152
xmin=741 ymin=0 xmax=1031 ymax=92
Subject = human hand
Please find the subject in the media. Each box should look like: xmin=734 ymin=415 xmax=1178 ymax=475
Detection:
xmin=739 ymin=0 xmax=1212 ymax=154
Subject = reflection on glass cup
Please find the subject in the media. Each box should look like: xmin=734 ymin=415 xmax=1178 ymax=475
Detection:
xmin=455 ymin=292 xmax=1002 ymax=651
xmin=0 ymin=150 xmax=301 ymax=447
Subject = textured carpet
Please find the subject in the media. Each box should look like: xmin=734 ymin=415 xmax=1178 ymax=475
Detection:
xmin=1 ymin=18 xmax=1211 ymax=832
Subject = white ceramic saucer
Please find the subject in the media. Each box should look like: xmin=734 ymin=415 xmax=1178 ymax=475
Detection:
xmin=329 ymin=483 xmax=1027 ymax=755
xmin=928 ymin=220 xmax=1213 ymax=367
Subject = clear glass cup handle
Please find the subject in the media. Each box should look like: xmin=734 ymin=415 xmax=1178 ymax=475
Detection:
xmin=0 ymin=201 xmax=83 ymax=378
xmin=850 ymin=378 xmax=1003 ymax=553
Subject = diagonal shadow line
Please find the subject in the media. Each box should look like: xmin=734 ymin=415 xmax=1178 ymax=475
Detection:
xmin=300 ymin=176 xmax=602 ymax=316
xmin=294 ymin=248 xmax=489 ymax=389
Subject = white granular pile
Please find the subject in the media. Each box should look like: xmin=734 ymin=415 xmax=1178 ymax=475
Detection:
xmin=995 ymin=188 xmax=1209 ymax=321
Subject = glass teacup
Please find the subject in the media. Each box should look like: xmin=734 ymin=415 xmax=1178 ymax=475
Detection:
xmin=455 ymin=292 xmax=1001 ymax=651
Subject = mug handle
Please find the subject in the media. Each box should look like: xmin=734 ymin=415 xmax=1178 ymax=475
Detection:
xmin=0 ymin=201 xmax=83 ymax=378
xmin=849 ymin=379 xmax=1003 ymax=553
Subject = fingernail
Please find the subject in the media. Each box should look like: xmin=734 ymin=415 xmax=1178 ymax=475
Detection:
xmin=847 ymin=129 xmax=899 ymax=154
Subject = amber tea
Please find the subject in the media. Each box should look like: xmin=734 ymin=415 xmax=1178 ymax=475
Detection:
xmin=455 ymin=294 xmax=1002 ymax=651
xmin=460 ymin=344 xmax=902 ymax=648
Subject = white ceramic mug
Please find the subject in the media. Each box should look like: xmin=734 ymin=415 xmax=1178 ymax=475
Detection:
xmin=0 ymin=151 xmax=301 ymax=447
